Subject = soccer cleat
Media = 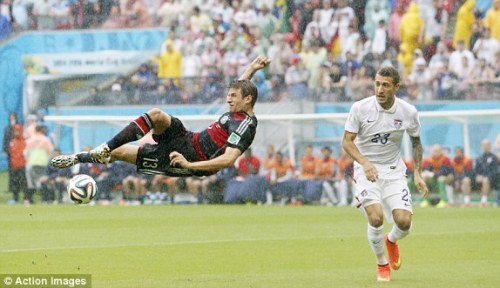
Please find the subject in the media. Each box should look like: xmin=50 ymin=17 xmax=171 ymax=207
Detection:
xmin=377 ymin=264 xmax=391 ymax=282
xmin=419 ymin=199 xmax=430 ymax=208
xmin=89 ymin=143 xmax=111 ymax=164
xmin=51 ymin=154 xmax=79 ymax=168
xmin=436 ymin=200 xmax=448 ymax=208
xmin=384 ymin=234 xmax=401 ymax=270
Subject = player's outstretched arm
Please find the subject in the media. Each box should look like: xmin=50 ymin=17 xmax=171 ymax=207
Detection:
xmin=410 ymin=136 xmax=429 ymax=198
xmin=169 ymin=147 xmax=242 ymax=172
xmin=239 ymin=56 xmax=271 ymax=81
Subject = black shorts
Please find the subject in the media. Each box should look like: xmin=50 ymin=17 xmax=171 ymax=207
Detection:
xmin=136 ymin=116 xmax=213 ymax=177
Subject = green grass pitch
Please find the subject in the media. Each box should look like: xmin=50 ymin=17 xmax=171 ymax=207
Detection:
xmin=1 ymin=204 xmax=499 ymax=288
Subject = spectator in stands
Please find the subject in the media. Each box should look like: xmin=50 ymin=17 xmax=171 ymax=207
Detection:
xmin=388 ymin=1 xmax=405 ymax=48
xmin=285 ymin=54 xmax=309 ymax=100
xmin=317 ymin=146 xmax=340 ymax=206
xmin=319 ymin=61 xmax=347 ymax=102
xmin=380 ymin=48 xmax=405 ymax=77
xmin=296 ymin=144 xmax=324 ymax=204
xmin=185 ymin=175 xmax=213 ymax=204
xmin=252 ymin=70 xmax=271 ymax=102
xmin=50 ymin=0 xmax=71 ymax=29
xmin=297 ymin=0 xmax=314 ymax=40
xmin=267 ymin=151 xmax=300 ymax=205
xmin=267 ymin=33 xmax=294 ymax=100
xmin=397 ymin=41 xmax=413 ymax=76
xmin=158 ymin=41 xmax=182 ymax=83
xmin=483 ymin=0 xmax=500 ymax=40
xmin=101 ymin=3 xmax=127 ymax=29
xmin=399 ymin=2 xmax=424 ymax=63
xmin=371 ymin=20 xmax=389 ymax=56
xmin=233 ymin=2 xmax=257 ymax=28
xmin=156 ymin=0 xmax=183 ymax=27
xmin=302 ymin=12 xmax=323 ymax=50
xmin=421 ymin=144 xmax=454 ymax=208
xmin=318 ymin=0 xmax=334 ymax=29
xmin=298 ymin=144 xmax=317 ymax=180
xmin=70 ymin=0 xmax=97 ymax=29
xmin=149 ymin=174 xmax=181 ymax=202
xmin=364 ymin=0 xmax=390 ymax=41
xmin=0 ymin=0 xmax=13 ymax=40
xmin=336 ymin=148 xmax=354 ymax=205
xmin=475 ymin=0 xmax=493 ymax=19
xmin=472 ymin=28 xmax=500 ymax=67
xmin=301 ymin=40 xmax=327 ymax=99
xmin=3 ymin=112 xmax=18 ymax=167
xmin=123 ymin=0 xmax=152 ymax=28
xmin=423 ymin=0 xmax=449 ymax=48
xmin=6 ymin=124 xmax=27 ymax=205
xmin=190 ymin=6 xmax=213 ymax=35
xmin=407 ymin=57 xmax=433 ymax=101
xmin=428 ymin=41 xmax=450 ymax=74
xmin=0 ymin=15 xmax=11 ymax=41
xmin=181 ymin=45 xmax=202 ymax=80
xmin=472 ymin=57 xmax=496 ymax=99
xmin=474 ymin=139 xmax=498 ymax=207
xmin=342 ymin=24 xmax=362 ymax=61
xmin=336 ymin=0 xmax=356 ymax=33
xmin=454 ymin=55 xmax=475 ymax=99
xmin=449 ymin=39 xmax=476 ymax=76
xmin=263 ymin=144 xmax=275 ymax=174
xmin=213 ymin=0 xmax=234 ymax=25
xmin=453 ymin=0 xmax=476 ymax=48
xmin=432 ymin=59 xmax=458 ymax=100
xmin=451 ymin=147 xmax=473 ymax=207
xmin=121 ymin=162 xmax=147 ymax=203
xmin=200 ymin=40 xmax=223 ymax=78
xmin=350 ymin=65 xmax=373 ymax=101
xmin=25 ymin=125 xmax=54 ymax=205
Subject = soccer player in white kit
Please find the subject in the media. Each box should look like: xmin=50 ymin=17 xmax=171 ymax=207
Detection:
xmin=342 ymin=66 xmax=429 ymax=282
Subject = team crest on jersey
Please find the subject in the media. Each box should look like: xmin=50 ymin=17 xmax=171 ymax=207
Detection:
xmin=394 ymin=119 xmax=403 ymax=129
xmin=220 ymin=115 xmax=229 ymax=124
xmin=228 ymin=132 xmax=241 ymax=145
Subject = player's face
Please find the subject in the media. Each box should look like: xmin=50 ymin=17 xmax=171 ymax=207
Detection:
xmin=374 ymin=74 xmax=399 ymax=109
xmin=227 ymin=87 xmax=251 ymax=113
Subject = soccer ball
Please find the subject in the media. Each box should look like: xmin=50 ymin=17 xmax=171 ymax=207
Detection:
xmin=67 ymin=174 xmax=97 ymax=204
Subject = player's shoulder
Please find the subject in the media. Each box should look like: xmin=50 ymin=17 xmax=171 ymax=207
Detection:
xmin=350 ymin=96 xmax=377 ymax=113
xmin=227 ymin=112 xmax=258 ymax=123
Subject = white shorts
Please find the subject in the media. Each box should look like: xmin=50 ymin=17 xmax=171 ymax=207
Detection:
xmin=353 ymin=176 xmax=413 ymax=224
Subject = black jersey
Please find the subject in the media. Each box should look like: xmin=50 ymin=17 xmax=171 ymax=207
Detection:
xmin=193 ymin=112 xmax=258 ymax=160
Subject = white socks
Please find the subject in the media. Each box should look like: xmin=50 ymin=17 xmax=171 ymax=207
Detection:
xmin=367 ymin=225 xmax=387 ymax=265
xmin=388 ymin=222 xmax=411 ymax=243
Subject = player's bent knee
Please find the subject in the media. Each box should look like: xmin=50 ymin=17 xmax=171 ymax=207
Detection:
xmin=367 ymin=214 xmax=384 ymax=227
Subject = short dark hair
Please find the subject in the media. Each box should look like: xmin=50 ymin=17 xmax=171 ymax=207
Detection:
xmin=229 ymin=79 xmax=258 ymax=107
xmin=376 ymin=66 xmax=400 ymax=85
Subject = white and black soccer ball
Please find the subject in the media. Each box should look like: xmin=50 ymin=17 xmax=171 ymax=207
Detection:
xmin=67 ymin=174 xmax=97 ymax=204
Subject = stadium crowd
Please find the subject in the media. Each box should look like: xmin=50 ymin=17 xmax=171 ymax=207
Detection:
xmin=3 ymin=111 xmax=499 ymax=207
xmin=3 ymin=0 xmax=500 ymax=103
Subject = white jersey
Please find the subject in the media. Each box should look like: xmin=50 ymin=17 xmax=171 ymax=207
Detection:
xmin=345 ymin=96 xmax=421 ymax=179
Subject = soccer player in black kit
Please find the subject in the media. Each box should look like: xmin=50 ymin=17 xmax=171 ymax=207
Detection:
xmin=51 ymin=56 xmax=271 ymax=177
